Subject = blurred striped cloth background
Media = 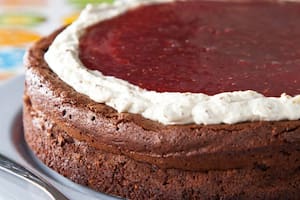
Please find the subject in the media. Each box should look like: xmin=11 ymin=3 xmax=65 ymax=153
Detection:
xmin=0 ymin=0 xmax=114 ymax=82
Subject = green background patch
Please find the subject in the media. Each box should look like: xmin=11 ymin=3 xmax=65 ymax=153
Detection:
xmin=67 ymin=0 xmax=114 ymax=8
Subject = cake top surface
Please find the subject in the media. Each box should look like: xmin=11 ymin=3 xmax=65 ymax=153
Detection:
xmin=44 ymin=0 xmax=300 ymax=125
xmin=79 ymin=0 xmax=300 ymax=97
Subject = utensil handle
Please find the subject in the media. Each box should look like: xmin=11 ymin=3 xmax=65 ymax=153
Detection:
xmin=0 ymin=153 xmax=69 ymax=200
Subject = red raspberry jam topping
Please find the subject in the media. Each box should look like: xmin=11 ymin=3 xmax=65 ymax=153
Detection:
xmin=79 ymin=1 xmax=300 ymax=97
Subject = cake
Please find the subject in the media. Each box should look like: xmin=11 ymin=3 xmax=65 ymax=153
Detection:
xmin=23 ymin=0 xmax=300 ymax=199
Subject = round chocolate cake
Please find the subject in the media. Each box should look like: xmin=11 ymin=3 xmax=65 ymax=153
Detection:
xmin=24 ymin=0 xmax=300 ymax=199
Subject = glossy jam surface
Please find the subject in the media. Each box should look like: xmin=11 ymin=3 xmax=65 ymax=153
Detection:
xmin=79 ymin=1 xmax=300 ymax=96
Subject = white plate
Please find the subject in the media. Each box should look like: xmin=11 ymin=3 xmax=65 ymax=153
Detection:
xmin=0 ymin=75 xmax=119 ymax=200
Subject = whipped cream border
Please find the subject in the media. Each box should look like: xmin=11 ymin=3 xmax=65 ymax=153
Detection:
xmin=44 ymin=0 xmax=300 ymax=125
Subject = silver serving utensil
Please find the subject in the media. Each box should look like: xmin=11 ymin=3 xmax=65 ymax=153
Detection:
xmin=0 ymin=153 xmax=69 ymax=200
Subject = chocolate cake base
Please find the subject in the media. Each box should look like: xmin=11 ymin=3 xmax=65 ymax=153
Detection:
xmin=23 ymin=102 xmax=300 ymax=200
xmin=23 ymin=27 xmax=300 ymax=200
